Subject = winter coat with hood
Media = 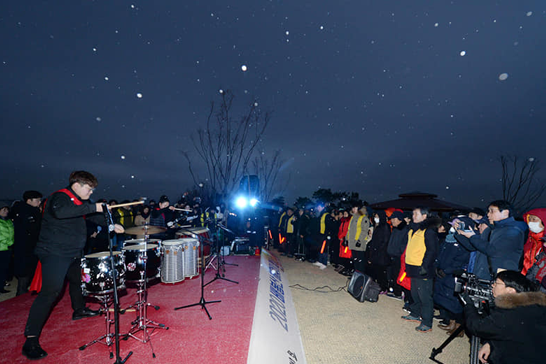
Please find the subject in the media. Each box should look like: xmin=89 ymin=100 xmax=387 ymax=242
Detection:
xmin=405 ymin=216 xmax=441 ymax=279
xmin=464 ymin=291 xmax=546 ymax=364
xmin=521 ymin=208 xmax=546 ymax=275
xmin=367 ymin=211 xmax=391 ymax=266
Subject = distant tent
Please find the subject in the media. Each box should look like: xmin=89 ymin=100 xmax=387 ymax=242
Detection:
xmin=369 ymin=191 xmax=469 ymax=213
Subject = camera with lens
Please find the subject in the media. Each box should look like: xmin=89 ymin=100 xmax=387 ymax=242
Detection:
xmin=454 ymin=272 xmax=494 ymax=313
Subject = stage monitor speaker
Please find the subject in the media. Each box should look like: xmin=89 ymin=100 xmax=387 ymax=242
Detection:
xmin=347 ymin=271 xmax=381 ymax=303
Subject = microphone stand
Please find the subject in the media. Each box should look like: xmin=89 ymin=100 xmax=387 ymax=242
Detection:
xmin=103 ymin=204 xmax=133 ymax=364
xmin=174 ymin=229 xmax=220 ymax=320
xmin=204 ymin=223 xmax=238 ymax=287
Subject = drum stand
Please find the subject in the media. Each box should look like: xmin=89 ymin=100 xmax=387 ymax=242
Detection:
xmin=123 ymin=251 xmax=168 ymax=358
xmin=175 ymin=237 xmax=220 ymax=320
xmin=79 ymin=294 xmax=116 ymax=358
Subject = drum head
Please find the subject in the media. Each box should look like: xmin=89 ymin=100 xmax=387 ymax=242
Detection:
xmin=162 ymin=239 xmax=185 ymax=246
xmin=122 ymin=243 xmax=158 ymax=251
xmin=85 ymin=251 xmax=122 ymax=258
xmin=189 ymin=227 xmax=209 ymax=234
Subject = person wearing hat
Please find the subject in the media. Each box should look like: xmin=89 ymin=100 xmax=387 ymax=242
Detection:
xmin=468 ymin=207 xmax=485 ymax=223
xmin=0 ymin=202 xmax=15 ymax=294
xmin=386 ymin=210 xmax=409 ymax=299
xmin=12 ymin=190 xmax=42 ymax=296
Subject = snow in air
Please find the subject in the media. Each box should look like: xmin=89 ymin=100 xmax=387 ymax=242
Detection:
xmin=529 ymin=157 xmax=535 ymax=162
xmin=460 ymin=51 xmax=466 ymax=56
xmin=434 ymin=23 xmax=439 ymax=27
xmin=104 ymin=76 xmax=109 ymax=81
xmin=320 ymin=26 xmax=324 ymax=30
xmin=241 ymin=65 xmax=247 ymax=72
xmin=136 ymin=93 xmax=142 ymax=98
xmin=498 ymin=73 xmax=509 ymax=81
xmin=121 ymin=155 xmax=126 ymax=160
xmin=526 ymin=11 xmax=533 ymax=17
xmin=96 ymin=117 xmax=102 ymax=122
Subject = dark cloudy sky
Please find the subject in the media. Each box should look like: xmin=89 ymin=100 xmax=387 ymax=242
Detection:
xmin=1 ymin=1 xmax=545 ymax=208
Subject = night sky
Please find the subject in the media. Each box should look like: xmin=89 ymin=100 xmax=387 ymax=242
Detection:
xmin=2 ymin=1 xmax=545 ymax=208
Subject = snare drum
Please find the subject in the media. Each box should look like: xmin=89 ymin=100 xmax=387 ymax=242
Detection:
xmin=81 ymin=251 xmax=126 ymax=296
xmin=176 ymin=227 xmax=211 ymax=256
xmin=160 ymin=240 xmax=185 ymax=283
xmin=122 ymin=243 xmax=161 ymax=282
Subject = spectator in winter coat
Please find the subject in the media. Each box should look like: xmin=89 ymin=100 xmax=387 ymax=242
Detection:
xmin=433 ymin=220 xmax=471 ymax=335
xmin=521 ymin=208 xmax=546 ymax=275
xmin=387 ymin=210 xmax=408 ymax=298
xmin=456 ymin=200 xmax=526 ymax=280
xmin=0 ymin=203 xmax=15 ymax=294
xmin=12 ymin=190 xmax=42 ymax=295
xmin=347 ymin=205 xmax=372 ymax=273
xmin=366 ymin=211 xmax=391 ymax=291
xmin=462 ymin=270 xmax=546 ymax=364
xmin=525 ymin=235 xmax=546 ymax=292
xmin=401 ymin=206 xmax=440 ymax=333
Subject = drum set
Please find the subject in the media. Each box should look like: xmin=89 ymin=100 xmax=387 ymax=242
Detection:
xmin=78 ymin=223 xmax=214 ymax=359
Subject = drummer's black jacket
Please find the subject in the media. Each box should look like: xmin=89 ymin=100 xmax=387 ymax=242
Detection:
xmin=35 ymin=187 xmax=97 ymax=258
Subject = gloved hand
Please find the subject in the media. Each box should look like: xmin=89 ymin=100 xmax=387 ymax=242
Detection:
xmin=436 ymin=268 xmax=446 ymax=279
xmin=419 ymin=266 xmax=428 ymax=276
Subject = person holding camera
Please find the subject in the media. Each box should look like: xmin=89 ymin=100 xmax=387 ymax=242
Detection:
xmin=461 ymin=270 xmax=546 ymax=364
xmin=456 ymin=200 xmax=526 ymax=281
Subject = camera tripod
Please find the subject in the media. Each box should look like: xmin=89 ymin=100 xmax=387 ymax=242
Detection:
xmin=430 ymin=324 xmax=480 ymax=364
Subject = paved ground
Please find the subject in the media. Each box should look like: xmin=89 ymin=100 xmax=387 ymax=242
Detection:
xmin=278 ymin=252 xmax=471 ymax=364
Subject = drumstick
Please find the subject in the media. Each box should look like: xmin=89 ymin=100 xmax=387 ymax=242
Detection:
xmin=172 ymin=208 xmax=192 ymax=212
xmin=109 ymin=201 xmax=145 ymax=209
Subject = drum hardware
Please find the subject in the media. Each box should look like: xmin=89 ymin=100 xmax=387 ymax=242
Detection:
xmin=122 ymin=237 xmax=168 ymax=358
xmin=174 ymin=229 xmax=221 ymax=320
xmin=98 ymin=203 xmax=132 ymax=364
xmin=203 ymin=223 xmax=239 ymax=288
xmin=79 ymin=294 xmax=123 ymax=359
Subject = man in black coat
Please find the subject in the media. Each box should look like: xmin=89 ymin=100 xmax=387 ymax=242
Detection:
xmin=22 ymin=171 xmax=124 ymax=361
xmin=386 ymin=210 xmax=409 ymax=298
xmin=12 ymin=190 xmax=42 ymax=296
xmin=462 ymin=270 xmax=546 ymax=364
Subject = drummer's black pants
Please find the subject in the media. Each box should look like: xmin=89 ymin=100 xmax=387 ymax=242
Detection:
xmin=25 ymin=254 xmax=85 ymax=337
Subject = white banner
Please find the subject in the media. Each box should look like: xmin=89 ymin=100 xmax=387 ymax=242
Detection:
xmin=247 ymin=249 xmax=307 ymax=364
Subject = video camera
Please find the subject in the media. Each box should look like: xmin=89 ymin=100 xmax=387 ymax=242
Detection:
xmin=454 ymin=272 xmax=494 ymax=314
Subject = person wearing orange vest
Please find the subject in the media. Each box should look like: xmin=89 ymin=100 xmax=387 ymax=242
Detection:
xmin=22 ymin=171 xmax=124 ymax=361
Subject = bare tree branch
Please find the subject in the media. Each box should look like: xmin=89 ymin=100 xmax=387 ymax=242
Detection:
xmin=500 ymin=155 xmax=546 ymax=214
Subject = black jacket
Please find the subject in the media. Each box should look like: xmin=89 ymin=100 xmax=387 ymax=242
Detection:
xmin=367 ymin=211 xmax=391 ymax=266
xmin=405 ymin=217 xmax=441 ymax=279
xmin=464 ymin=291 xmax=546 ymax=364
xmin=387 ymin=220 xmax=409 ymax=258
xmin=13 ymin=203 xmax=41 ymax=276
xmin=35 ymin=187 xmax=97 ymax=258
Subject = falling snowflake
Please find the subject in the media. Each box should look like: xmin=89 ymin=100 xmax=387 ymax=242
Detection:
xmin=241 ymin=65 xmax=247 ymax=72
xmin=434 ymin=23 xmax=439 ymax=27
xmin=460 ymin=51 xmax=466 ymax=56
xmin=96 ymin=117 xmax=102 ymax=122
xmin=104 ymin=76 xmax=109 ymax=81
xmin=219 ymin=89 xmax=224 ymax=94
xmin=136 ymin=93 xmax=143 ymax=98
xmin=526 ymin=11 xmax=533 ymax=17
xmin=498 ymin=73 xmax=509 ymax=81
xmin=121 ymin=155 xmax=126 ymax=159
xmin=529 ymin=157 xmax=535 ymax=162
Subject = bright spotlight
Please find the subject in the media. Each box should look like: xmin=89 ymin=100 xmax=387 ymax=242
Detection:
xmin=249 ymin=198 xmax=259 ymax=207
xmin=235 ymin=196 xmax=248 ymax=209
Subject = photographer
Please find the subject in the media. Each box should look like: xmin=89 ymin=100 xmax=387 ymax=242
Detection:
xmin=461 ymin=270 xmax=546 ymax=364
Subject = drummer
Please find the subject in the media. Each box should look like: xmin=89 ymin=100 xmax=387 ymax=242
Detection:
xmin=150 ymin=195 xmax=177 ymax=239
xmin=22 ymin=170 xmax=125 ymax=361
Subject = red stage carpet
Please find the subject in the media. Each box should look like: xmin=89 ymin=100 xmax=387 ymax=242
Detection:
xmin=0 ymin=255 xmax=259 ymax=364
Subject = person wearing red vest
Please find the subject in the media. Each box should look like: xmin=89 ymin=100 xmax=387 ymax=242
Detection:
xmin=22 ymin=171 xmax=123 ymax=360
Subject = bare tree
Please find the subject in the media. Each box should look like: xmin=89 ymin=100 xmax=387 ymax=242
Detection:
xmin=251 ymin=150 xmax=288 ymax=202
xmin=500 ymin=155 xmax=546 ymax=214
xmin=181 ymin=90 xmax=271 ymax=202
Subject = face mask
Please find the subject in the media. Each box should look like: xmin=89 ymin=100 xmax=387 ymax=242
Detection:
xmin=528 ymin=221 xmax=544 ymax=234
xmin=449 ymin=227 xmax=456 ymax=233
xmin=374 ymin=217 xmax=380 ymax=224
